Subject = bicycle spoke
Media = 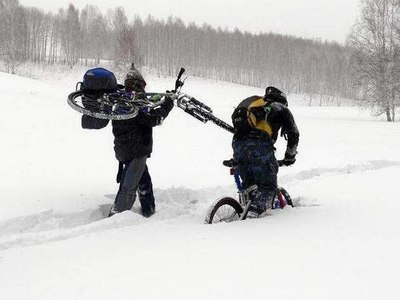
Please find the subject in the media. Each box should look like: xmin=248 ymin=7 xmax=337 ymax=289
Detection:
xmin=68 ymin=91 xmax=140 ymax=120
xmin=213 ymin=204 xmax=240 ymax=223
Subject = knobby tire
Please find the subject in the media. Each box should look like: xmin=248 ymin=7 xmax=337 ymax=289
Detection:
xmin=205 ymin=197 xmax=244 ymax=224
xmin=67 ymin=90 xmax=140 ymax=120
xmin=278 ymin=187 xmax=293 ymax=207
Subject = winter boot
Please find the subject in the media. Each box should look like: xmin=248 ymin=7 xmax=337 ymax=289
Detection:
xmin=246 ymin=211 xmax=259 ymax=219
xmin=108 ymin=205 xmax=120 ymax=217
xmin=141 ymin=206 xmax=155 ymax=218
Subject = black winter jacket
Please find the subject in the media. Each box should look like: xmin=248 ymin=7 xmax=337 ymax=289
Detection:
xmin=267 ymin=102 xmax=299 ymax=155
xmin=111 ymin=99 xmax=173 ymax=162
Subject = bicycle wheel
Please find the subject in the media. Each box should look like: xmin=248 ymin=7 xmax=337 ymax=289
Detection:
xmin=278 ymin=187 xmax=293 ymax=207
xmin=204 ymin=197 xmax=244 ymax=224
xmin=67 ymin=90 xmax=140 ymax=120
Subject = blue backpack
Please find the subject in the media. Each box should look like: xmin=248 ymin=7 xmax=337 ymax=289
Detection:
xmin=81 ymin=67 xmax=118 ymax=93
xmin=79 ymin=68 xmax=118 ymax=129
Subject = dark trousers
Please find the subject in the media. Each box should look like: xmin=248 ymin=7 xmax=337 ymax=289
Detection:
xmin=232 ymin=137 xmax=278 ymax=213
xmin=111 ymin=157 xmax=155 ymax=215
xmin=137 ymin=165 xmax=155 ymax=214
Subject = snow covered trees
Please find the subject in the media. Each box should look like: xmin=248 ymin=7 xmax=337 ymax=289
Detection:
xmin=348 ymin=0 xmax=400 ymax=121
xmin=109 ymin=7 xmax=141 ymax=70
xmin=0 ymin=0 xmax=27 ymax=73
xmin=0 ymin=1 xmax=354 ymax=102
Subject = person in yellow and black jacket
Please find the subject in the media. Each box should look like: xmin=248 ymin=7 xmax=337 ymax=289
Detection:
xmin=231 ymin=86 xmax=299 ymax=218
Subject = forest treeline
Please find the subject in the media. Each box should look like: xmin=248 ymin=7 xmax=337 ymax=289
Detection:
xmin=1 ymin=0 xmax=354 ymax=100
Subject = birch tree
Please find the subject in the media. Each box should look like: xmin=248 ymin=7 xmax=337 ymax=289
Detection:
xmin=0 ymin=0 xmax=28 ymax=73
xmin=348 ymin=0 xmax=400 ymax=121
xmin=60 ymin=4 xmax=81 ymax=67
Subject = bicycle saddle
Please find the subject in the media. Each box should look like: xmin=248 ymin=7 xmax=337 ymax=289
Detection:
xmin=222 ymin=159 xmax=239 ymax=168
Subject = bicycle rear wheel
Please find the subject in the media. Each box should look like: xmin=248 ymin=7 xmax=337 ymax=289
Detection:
xmin=278 ymin=187 xmax=293 ymax=207
xmin=67 ymin=90 xmax=140 ymax=120
xmin=205 ymin=197 xmax=244 ymax=224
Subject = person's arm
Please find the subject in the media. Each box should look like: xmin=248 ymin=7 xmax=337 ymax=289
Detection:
xmin=81 ymin=115 xmax=110 ymax=129
xmin=281 ymin=107 xmax=299 ymax=164
xmin=134 ymin=96 xmax=174 ymax=127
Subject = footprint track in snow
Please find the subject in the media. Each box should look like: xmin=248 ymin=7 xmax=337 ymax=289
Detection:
xmin=280 ymin=160 xmax=400 ymax=184
xmin=0 ymin=205 xmax=147 ymax=251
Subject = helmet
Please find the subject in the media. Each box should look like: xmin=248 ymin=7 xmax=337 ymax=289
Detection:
xmin=124 ymin=63 xmax=147 ymax=92
xmin=264 ymin=86 xmax=288 ymax=106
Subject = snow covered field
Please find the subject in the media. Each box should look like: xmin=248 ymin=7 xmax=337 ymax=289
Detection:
xmin=0 ymin=67 xmax=399 ymax=300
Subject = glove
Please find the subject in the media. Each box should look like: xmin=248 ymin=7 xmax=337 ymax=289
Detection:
xmin=149 ymin=94 xmax=162 ymax=103
xmin=284 ymin=152 xmax=296 ymax=166
xmin=161 ymin=96 xmax=174 ymax=113
xmin=155 ymin=115 xmax=164 ymax=126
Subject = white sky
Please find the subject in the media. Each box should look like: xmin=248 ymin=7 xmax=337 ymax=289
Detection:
xmin=20 ymin=0 xmax=361 ymax=44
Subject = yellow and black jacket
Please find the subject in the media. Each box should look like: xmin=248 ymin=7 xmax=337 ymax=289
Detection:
xmin=233 ymin=95 xmax=299 ymax=156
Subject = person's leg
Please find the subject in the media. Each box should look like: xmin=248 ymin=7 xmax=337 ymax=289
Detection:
xmin=109 ymin=156 xmax=147 ymax=216
xmin=250 ymin=141 xmax=278 ymax=214
xmin=137 ymin=165 xmax=156 ymax=217
xmin=233 ymin=138 xmax=278 ymax=216
xmin=232 ymin=138 xmax=256 ymax=188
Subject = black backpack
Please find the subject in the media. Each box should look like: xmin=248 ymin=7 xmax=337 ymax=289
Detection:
xmin=231 ymin=96 xmax=271 ymax=135
xmin=232 ymin=106 xmax=255 ymax=134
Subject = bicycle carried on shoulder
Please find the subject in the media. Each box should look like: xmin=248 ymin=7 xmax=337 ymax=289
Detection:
xmin=204 ymin=159 xmax=293 ymax=224
xmin=67 ymin=67 xmax=234 ymax=133
xmin=67 ymin=68 xmax=187 ymax=121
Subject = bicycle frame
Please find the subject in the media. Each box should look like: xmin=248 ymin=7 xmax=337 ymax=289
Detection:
xmin=228 ymin=160 xmax=289 ymax=219
xmin=228 ymin=165 xmax=255 ymax=220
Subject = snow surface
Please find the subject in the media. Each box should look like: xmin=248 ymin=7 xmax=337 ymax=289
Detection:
xmin=0 ymin=67 xmax=400 ymax=299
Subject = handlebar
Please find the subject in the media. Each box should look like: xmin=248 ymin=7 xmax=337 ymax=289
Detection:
xmin=174 ymin=67 xmax=186 ymax=93
xmin=223 ymin=159 xmax=238 ymax=168
xmin=278 ymin=160 xmax=291 ymax=167
xmin=223 ymin=159 xmax=291 ymax=168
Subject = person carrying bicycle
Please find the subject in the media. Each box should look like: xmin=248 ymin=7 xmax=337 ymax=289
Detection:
xmin=231 ymin=86 xmax=299 ymax=218
xmin=108 ymin=64 xmax=175 ymax=217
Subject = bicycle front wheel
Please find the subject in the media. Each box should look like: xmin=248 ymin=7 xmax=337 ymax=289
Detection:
xmin=204 ymin=197 xmax=244 ymax=224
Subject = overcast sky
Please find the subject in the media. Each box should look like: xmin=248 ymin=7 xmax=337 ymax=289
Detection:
xmin=20 ymin=0 xmax=361 ymax=44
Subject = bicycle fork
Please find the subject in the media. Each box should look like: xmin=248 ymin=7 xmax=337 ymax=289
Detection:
xmin=240 ymin=200 xmax=252 ymax=220
xmin=239 ymin=184 xmax=258 ymax=220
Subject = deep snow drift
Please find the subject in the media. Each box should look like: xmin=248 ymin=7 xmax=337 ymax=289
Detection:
xmin=0 ymin=68 xmax=399 ymax=300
